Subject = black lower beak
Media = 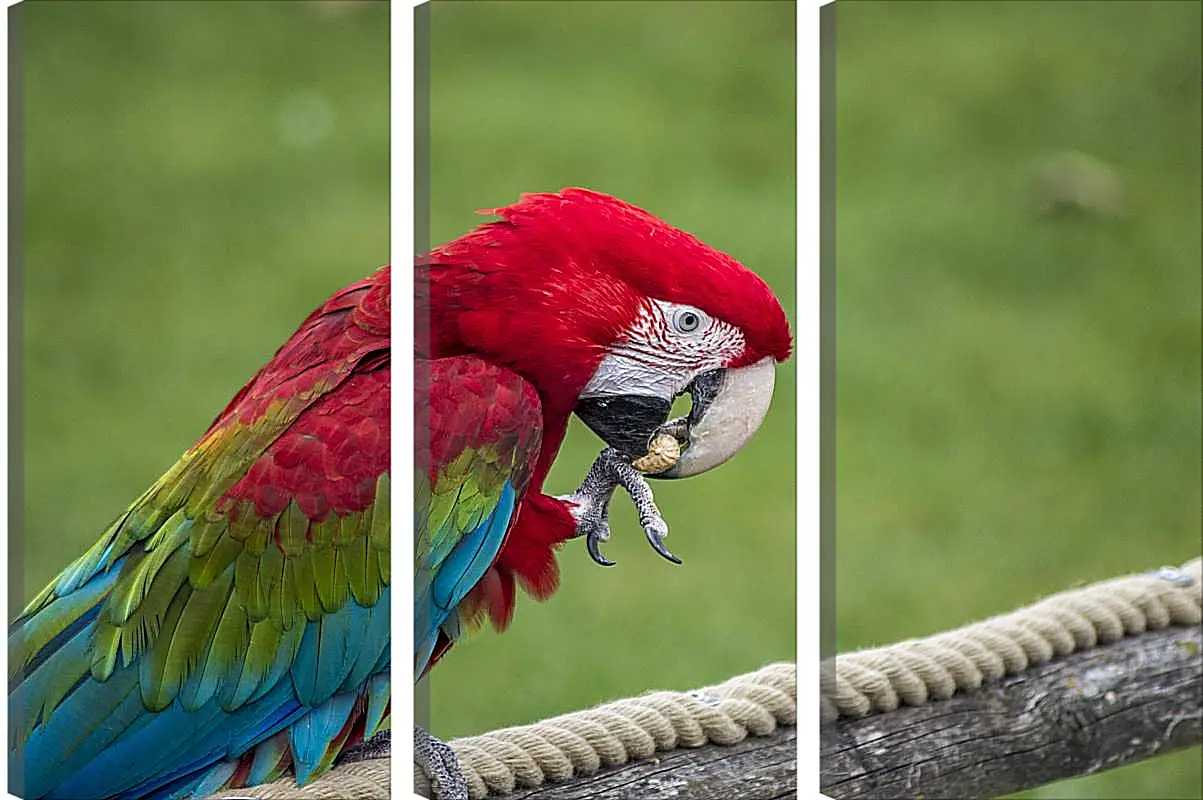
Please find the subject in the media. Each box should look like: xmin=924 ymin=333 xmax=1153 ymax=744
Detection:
xmin=574 ymin=369 xmax=727 ymax=465
xmin=574 ymin=395 xmax=672 ymax=461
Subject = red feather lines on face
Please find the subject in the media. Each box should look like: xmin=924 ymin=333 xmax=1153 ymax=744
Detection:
xmin=210 ymin=266 xmax=390 ymax=523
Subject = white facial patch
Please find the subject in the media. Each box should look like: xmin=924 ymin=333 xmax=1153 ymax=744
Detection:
xmin=580 ymin=299 xmax=745 ymax=400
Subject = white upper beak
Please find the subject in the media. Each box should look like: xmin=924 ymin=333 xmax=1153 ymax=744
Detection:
xmin=660 ymin=356 xmax=777 ymax=478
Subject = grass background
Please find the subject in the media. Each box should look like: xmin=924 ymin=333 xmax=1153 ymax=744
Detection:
xmin=14 ymin=1 xmax=1200 ymax=798
xmin=17 ymin=4 xmax=388 ymax=627
xmin=833 ymin=2 xmax=1201 ymax=798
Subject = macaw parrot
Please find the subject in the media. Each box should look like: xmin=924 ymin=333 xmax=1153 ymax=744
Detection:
xmin=415 ymin=188 xmax=791 ymax=796
xmin=9 ymin=267 xmax=391 ymax=800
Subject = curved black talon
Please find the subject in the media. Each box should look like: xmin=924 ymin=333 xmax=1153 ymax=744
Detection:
xmin=644 ymin=529 xmax=682 ymax=565
xmin=587 ymin=534 xmax=616 ymax=567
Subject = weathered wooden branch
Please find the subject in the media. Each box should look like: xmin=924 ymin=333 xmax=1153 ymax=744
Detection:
xmin=501 ymin=725 xmax=796 ymax=800
xmin=228 ymin=663 xmax=797 ymax=800
xmin=821 ymin=625 xmax=1203 ymax=800
xmin=233 ymin=625 xmax=1200 ymax=799
xmin=283 ymin=727 xmax=797 ymax=800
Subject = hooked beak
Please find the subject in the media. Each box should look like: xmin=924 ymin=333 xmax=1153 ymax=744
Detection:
xmin=657 ymin=356 xmax=776 ymax=478
xmin=574 ymin=356 xmax=777 ymax=478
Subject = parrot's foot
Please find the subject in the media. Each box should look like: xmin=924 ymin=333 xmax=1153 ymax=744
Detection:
xmin=415 ymin=725 xmax=468 ymax=800
xmin=560 ymin=448 xmax=680 ymax=567
xmin=558 ymin=451 xmax=619 ymax=566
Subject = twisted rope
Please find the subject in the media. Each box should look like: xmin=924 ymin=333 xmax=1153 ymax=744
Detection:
xmin=416 ymin=661 xmax=796 ymax=799
xmin=217 ymin=759 xmax=391 ymax=800
xmin=210 ymin=557 xmax=1201 ymax=798
xmin=209 ymin=736 xmax=391 ymax=799
xmin=821 ymin=557 xmax=1202 ymax=722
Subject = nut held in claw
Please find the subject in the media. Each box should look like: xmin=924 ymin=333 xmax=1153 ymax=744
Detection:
xmin=631 ymin=433 xmax=681 ymax=475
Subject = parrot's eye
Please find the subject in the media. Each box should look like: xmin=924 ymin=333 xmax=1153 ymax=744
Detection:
xmin=672 ymin=307 xmax=707 ymax=334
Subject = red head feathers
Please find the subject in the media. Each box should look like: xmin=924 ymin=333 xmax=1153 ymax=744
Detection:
xmin=421 ymin=187 xmax=792 ymax=415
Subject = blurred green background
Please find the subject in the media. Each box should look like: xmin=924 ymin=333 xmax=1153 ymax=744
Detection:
xmin=18 ymin=2 xmax=387 ymax=598
xmin=426 ymin=0 xmax=799 ymax=742
xmin=835 ymin=2 xmax=1201 ymax=798
xmin=16 ymin=0 xmax=1201 ymax=798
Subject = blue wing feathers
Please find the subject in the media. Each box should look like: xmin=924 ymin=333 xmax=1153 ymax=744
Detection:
xmin=339 ymin=597 xmax=390 ymax=695
xmin=244 ymin=732 xmax=289 ymax=787
xmin=11 ymin=558 xmax=388 ymax=799
xmin=433 ymin=481 xmax=517 ymax=614
xmin=9 ymin=563 xmax=122 ymax=686
xmin=414 ymin=358 xmax=543 ymax=677
xmin=363 ymin=673 xmax=389 ymax=739
xmin=13 ymin=277 xmax=392 ymax=797
xmin=169 ymin=761 xmax=236 ymax=800
xmin=288 ymin=692 xmax=356 ymax=785
xmin=415 ymin=480 xmax=518 ymax=676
